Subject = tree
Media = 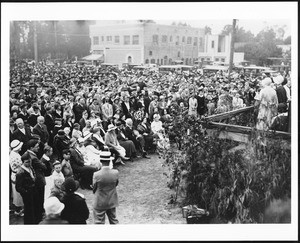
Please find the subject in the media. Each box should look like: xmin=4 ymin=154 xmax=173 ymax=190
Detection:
xmin=284 ymin=36 xmax=291 ymax=44
xmin=221 ymin=24 xmax=232 ymax=35
xmin=204 ymin=26 xmax=212 ymax=35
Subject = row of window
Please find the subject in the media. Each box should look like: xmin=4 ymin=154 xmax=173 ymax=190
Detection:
xmin=199 ymin=57 xmax=226 ymax=62
xmin=152 ymin=35 xmax=203 ymax=46
xmin=93 ymin=35 xmax=139 ymax=45
xmin=145 ymin=58 xmax=198 ymax=65
xmin=148 ymin=50 xmax=194 ymax=58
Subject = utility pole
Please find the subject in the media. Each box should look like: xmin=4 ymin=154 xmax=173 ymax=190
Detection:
xmin=54 ymin=21 xmax=57 ymax=59
xmin=33 ymin=21 xmax=38 ymax=64
xmin=228 ymin=19 xmax=237 ymax=79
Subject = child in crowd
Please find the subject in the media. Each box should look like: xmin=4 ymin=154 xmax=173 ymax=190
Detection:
xmin=49 ymin=176 xmax=66 ymax=202
xmin=61 ymin=149 xmax=74 ymax=179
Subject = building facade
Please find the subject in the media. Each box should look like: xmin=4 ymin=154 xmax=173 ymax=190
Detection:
xmin=89 ymin=21 xmax=205 ymax=67
xmin=198 ymin=34 xmax=244 ymax=64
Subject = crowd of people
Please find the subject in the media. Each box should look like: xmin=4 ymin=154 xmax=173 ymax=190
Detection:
xmin=9 ymin=60 xmax=291 ymax=224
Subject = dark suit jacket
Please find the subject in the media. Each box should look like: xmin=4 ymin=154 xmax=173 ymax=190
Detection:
xmin=73 ymin=103 xmax=88 ymax=123
xmin=121 ymin=101 xmax=132 ymax=118
xmin=61 ymin=193 xmax=89 ymax=224
xmin=44 ymin=113 xmax=55 ymax=134
xmin=32 ymin=124 xmax=49 ymax=144
xmin=25 ymin=151 xmax=47 ymax=187
xmin=93 ymin=166 xmax=119 ymax=210
xmin=15 ymin=166 xmax=36 ymax=196
xmin=12 ymin=127 xmax=32 ymax=155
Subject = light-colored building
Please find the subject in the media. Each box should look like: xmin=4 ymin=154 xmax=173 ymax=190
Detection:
xmin=199 ymin=34 xmax=244 ymax=64
xmin=88 ymin=21 xmax=205 ymax=67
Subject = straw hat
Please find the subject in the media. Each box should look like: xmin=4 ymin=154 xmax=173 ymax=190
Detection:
xmin=107 ymin=124 xmax=117 ymax=132
xmin=43 ymin=197 xmax=65 ymax=215
xmin=10 ymin=140 xmax=23 ymax=152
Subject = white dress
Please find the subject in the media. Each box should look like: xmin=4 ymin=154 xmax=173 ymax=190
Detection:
xmin=9 ymin=151 xmax=24 ymax=207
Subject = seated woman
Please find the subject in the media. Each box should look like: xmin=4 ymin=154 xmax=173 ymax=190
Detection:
xmin=105 ymin=124 xmax=129 ymax=165
xmin=137 ymin=117 xmax=155 ymax=152
xmin=150 ymin=114 xmax=170 ymax=154
xmin=115 ymin=120 xmax=137 ymax=161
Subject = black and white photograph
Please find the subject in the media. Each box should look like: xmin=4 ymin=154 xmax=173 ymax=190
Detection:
xmin=1 ymin=2 xmax=298 ymax=241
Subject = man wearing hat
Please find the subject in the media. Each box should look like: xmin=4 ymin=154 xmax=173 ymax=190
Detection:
xmin=92 ymin=150 xmax=119 ymax=224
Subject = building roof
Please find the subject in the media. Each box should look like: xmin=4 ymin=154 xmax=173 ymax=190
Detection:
xmin=82 ymin=54 xmax=104 ymax=61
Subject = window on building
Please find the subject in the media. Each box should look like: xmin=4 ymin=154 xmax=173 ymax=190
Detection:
xmin=114 ymin=36 xmax=120 ymax=44
xmin=161 ymin=59 xmax=163 ymax=65
xmin=187 ymin=37 xmax=192 ymax=44
xmin=215 ymin=58 xmax=219 ymax=62
xmin=162 ymin=35 xmax=167 ymax=43
xmin=149 ymin=51 xmax=153 ymax=56
xmin=193 ymin=37 xmax=198 ymax=46
xmin=176 ymin=36 xmax=180 ymax=45
xmin=221 ymin=58 xmax=225 ymax=62
xmin=93 ymin=36 xmax=99 ymax=45
xmin=124 ymin=35 xmax=130 ymax=45
xmin=182 ymin=36 xmax=185 ymax=43
xmin=145 ymin=59 xmax=149 ymax=64
xmin=93 ymin=50 xmax=103 ymax=55
xmin=201 ymin=58 xmax=204 ymax=61
xmin=169 ymin=58 xmax=172 ymax=64
xmin=107 ymin=36 xmax=112 ymax=42
xmin=153 ymin=35 xmax=159 ymax=44
xmin=101 ymin=36 xmax=104 ymax=42
xmin=199 ymin=37 xmax=203 ymax=46
xmin=178 ymin=51 xmax=180 ymax=58
xmin=132 ymin=35 xmax=139 ymax=45
xmin=170 ymin=36 xmax=173 ymax=42
xmin=151 ymin=59 xmax=156 ymax=64
xmin=157 ymin=59 xmax=160 ymax=65
xmin=211 ymin=41 xmax=215 ymax=48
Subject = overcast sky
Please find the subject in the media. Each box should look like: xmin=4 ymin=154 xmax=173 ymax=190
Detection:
xmin=156 ymin=19 xmax=291 ymax=37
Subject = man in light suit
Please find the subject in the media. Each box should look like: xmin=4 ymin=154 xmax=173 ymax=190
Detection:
xmin=92 ymin=150 xmax=119 ymax=224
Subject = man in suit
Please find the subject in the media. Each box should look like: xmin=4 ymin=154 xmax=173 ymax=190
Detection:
xmin=32 ymin=116 xmax=49 ymax=145
xmin=24 ymin=139 xmax=48 ymax=224
xmin=93 ymin=150 xmax=119 ymax=224
xmin=69 ymin=138 xmax=98 ymax=190
xmin=12 ymin=118 xmax=33 ymax=155
xmin=44 ymin=106 xmax=55 ymax=146
xmin=121 ymin=95 xmax=132 ymax=119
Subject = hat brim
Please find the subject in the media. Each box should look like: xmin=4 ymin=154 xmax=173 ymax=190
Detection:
xmin=12 ymin=142 xmax=23 ymax=152
xmin=107 ymin=127 xmax=117 ymax=132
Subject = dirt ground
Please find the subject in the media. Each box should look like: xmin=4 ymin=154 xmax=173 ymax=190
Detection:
xmin=10 ymin=154 xmax=186 ymax=224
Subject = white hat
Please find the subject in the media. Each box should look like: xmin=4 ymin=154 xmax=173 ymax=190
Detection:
xmin=99 ymin=150 xmax=114 ymax=161
xmin=10 ymin=140 xmax=23 ymax=152
xmin=107 ymin=124 xmax=117 ymax=132
xmin=43 ymin=197 xmax=65 ymax=215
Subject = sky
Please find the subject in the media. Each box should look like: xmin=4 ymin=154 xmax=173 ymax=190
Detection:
xmin=156 ymin=19 xmax=291 ymax=38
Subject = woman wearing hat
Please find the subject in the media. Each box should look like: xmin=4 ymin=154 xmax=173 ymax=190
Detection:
xmin=60 ymin=178 xmax=89 ymax=224
xmin=9 ymin=140 xmax=24 ymax=216
xmin=105 ymin=124 xmax=129 ymax=165
xmin=39 ymin=197 xmax=68 ymax=224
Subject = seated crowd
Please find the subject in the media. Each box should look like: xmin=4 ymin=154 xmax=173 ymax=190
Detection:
xmin=9 ymin=60 xmax=291 ymax=223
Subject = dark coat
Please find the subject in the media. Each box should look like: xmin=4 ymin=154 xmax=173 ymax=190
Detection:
xmin=27 ymin=113 xmax=39 ymax=127
xmin=32 ymin=124 xmax=50 ymax=144
xmin=53 ymin=135 xmax=70 ymax=161
xmin=44 ymin=113 xmax=55 ymax=134
xmin=26 ymin=151 xmax=47 ymax=187
xmin=61 ymin=193 xmax=89 ymax=224
xmin=15 ymin=166 xmax=36 ymax=195
xmin=121 ymin=101 xmax=132 ymax=118
xmin=12 ymin=127 xmax=33 ymax=155
xmin=73 ymin=103 xmax=88 ymax=123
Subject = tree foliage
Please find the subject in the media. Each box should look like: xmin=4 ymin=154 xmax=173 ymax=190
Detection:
xmin=163 ymin=113 xmax=291 ymax=223
xmin=10 ymin=20 xmax=94 ymax=61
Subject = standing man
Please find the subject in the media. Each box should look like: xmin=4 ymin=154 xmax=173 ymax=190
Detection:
xmin=32 ymin=116 xmax=49 ymax=145
xmin=93 ymin=150 xmax=119 ymax=224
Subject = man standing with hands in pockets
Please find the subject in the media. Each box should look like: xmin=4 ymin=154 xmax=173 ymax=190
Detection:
xmin=92 ymin=150 xmax=119 ymax=224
